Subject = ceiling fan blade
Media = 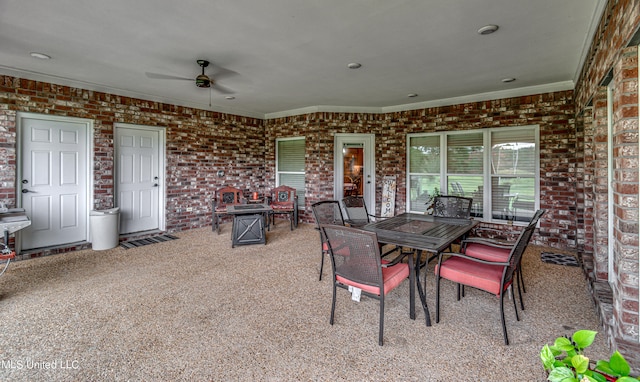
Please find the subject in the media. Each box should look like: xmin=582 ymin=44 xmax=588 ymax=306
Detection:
xmin=145 ymin=72 xmax=194 ymax=81
xmin=210 ymin=66 xmax=240 ymax=80
xmin=211 ymin=83 xmax=235 ymax=94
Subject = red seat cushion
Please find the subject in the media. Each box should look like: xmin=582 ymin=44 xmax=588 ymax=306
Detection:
xmin=336 ymin=262 xmax=409 ymax=296
xmin=464 ymin=243 xmax=510 ymax=262
xmin=435 ymin=256 xmax=511 ymax=296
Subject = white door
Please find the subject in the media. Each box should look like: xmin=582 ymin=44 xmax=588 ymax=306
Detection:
xmin=115 ymin=125 xmax=164 ymax=234
xmin=19 ymin=115 xmax=90 ymax=250
xmin=334 ymin=134 xmax=376 ymax=213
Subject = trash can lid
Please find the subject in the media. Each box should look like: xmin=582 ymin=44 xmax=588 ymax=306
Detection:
xmin=90 ymin=207 xmax=120 ymax=216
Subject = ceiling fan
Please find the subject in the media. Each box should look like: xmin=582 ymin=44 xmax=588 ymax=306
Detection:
xmin=145 ymin=59 xmax=237 ymax=94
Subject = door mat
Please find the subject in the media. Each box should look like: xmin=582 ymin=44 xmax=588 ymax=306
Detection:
xmin=541 ymin=252 xmax=579 ymax=267
xmin=120 ymin=234 xmax=179 ymax=249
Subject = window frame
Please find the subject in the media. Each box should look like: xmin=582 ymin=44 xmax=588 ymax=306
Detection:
xmin=275 ymin=136 xmax=306 ymax=209
xmin=406 ymin=125 xmax=540 ymax=225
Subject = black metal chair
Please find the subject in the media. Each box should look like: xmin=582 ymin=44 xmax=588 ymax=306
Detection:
xmin=311 ymin=201 xmax=345 ymax=281
xmin=431 ymin=195 xmax=473 ymax=219
xmin=321 ymin=224 xmax=411 ymax=346
xmin=462 ymin=209 xmax=546 ymax=300
xmin=435 ymin=218 xmax=538 ymax=345
xmin=341 ymin=195 xmax=386 ymax=228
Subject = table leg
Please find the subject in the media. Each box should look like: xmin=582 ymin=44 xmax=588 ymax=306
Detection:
xmin=408 ymin=249 xmax=416 ymax=320
xmin=414 ymin=249 xmax=432 ymax=326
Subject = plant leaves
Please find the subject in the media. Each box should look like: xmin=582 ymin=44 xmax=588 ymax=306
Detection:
xmin=571 ymin=354 xmax=590 ymax=374
xmin=609 ymin=350 xmax=631 ymax=376
xmin=616 ymin=377 xmax=640 ymax=382
xmin=572 ymin=330 xmax=597 ymax=350
xmin=554 ymin=336 xmax=575 ymax=352
xmin=548 ymin=367 xmax=578 ymax=382
xmin=541 ymin=345 xmax=556 ymax=370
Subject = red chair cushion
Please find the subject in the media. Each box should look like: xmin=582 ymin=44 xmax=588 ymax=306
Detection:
xmin=435 ymin=256 xmax=511 ymax=296
xmin=337 ymin=262 xmax=409 ymax=296
xmin=464 ymin=243 xmax=510 ymax=262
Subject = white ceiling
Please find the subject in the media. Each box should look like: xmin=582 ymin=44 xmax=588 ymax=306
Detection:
xmin=0 ymin=0 xmax=606 ymax=119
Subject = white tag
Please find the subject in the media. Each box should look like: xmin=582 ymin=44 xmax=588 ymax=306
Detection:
xmin=351 ymin=286 xmax=361 ymax=302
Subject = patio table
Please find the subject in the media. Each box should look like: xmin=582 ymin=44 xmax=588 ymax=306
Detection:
xmin=363 ymin=213 xmax=478 ymax=326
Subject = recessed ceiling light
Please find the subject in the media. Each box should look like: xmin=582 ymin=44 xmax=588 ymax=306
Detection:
xmin=501 ymin=78 xmax=516 ymax=83
xmin=347 ymin=62 xmax=362 ymax=69
xmin=30 ymin=52 xmax=51 ymax=60
xmin=408 ymin=93 xmax=418 ymax=98
xmin=225 ymin=96 xmax=235 ymax=100
xmin=477 ymin=25 xmax=499 ymax=35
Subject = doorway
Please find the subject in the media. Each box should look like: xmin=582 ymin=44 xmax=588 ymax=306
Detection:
xmin=17 ymin=113 xmax=93 ymax=251
xmin=334 ymin=134 xmax=375 ymax=213
xmin=115 ymin=124 xmax=166 ymax=234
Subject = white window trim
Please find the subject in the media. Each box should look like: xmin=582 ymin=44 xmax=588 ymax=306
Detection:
xmin=275 ymin=136 xmax=306 ymax=208
xmin=406 ymin=125 xmax=540 ymax=225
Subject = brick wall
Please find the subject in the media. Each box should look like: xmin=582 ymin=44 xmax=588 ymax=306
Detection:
xmin=573 ymin=0 xmax=640 ymax=371
xmin=0 ymin=77 xmax=265 ymax=235
xmin=266 ymin=93 xmax=579 ymax=249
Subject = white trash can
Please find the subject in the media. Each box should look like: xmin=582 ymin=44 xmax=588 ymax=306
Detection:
xmin=90 ymin=207 xmax=120 ymax=250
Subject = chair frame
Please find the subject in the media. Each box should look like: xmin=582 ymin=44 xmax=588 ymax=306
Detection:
xmin=211 ymin=186 xmax=244 ymax=234
xmin=435 ymin=219 xmax=538 ymax=345
xmin=341 ymin=195 xmax=385 ymax=228
xmin=321 ymin=224 xmax=411 ymax=346
xmin=268 ymin=185 xmax=298 ymax=231
xmin=311 ymin=200 xmax=346 ymax=281
xmin=461 ymin=209 xmax=545 ymax=301
xmin=431 ymin=195 xmax=473 ymax=219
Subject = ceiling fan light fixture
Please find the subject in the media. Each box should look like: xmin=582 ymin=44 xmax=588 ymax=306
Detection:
xmin=477 ymin=25 xmax=499 ymax=35
xmin=347 ymin=62 xmax=362 ymax=69
xmin=501 ymin=77 xmax=516 ymax=83
xmin=195 ymin=74 xmax=211 ymax=88
xmin=408 ymin=93 xmax=418 ymax=98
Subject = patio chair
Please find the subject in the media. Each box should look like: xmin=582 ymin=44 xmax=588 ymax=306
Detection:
xmin=435 ymin=218 xmax=538 ymax=345
xmin=268 ymin=185 xmax=298 ymax=230
xmin=211 ymin=186 xmax=243 ymax=234
xmin=450 ymin=181 xmax=465 ymax=196
xmin=341 ymin=195 xmax=386 ymax=228
xmin=461 ymin=209 xmax=546 ymax=301
xmin=321 ymin=224 xmax=411 ymax=346
xmin=311 ymin=200 xmax=346 ymax=281
xmin=431 ymin=196 xmax=473 ymax=219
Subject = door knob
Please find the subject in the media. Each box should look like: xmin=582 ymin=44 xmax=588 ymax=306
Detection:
xmin=153 ymin=183 xmax=159 ymax=187
xmin=21 ymin=189 xmax=33 ymax=193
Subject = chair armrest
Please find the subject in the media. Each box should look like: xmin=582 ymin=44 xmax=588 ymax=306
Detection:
xmin=367 ymin=213 xmax=388 ymax=221
xmin=437 ymin=251 xmax=509 ymax=266
xmin=461 ymin=237 xmax=513 ymax=249
xmin=381 ymin=249 xmax=411 ymax=267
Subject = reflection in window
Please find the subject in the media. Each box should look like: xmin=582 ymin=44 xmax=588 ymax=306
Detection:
xmin=407 ymin=126 xmax=538 ymax=223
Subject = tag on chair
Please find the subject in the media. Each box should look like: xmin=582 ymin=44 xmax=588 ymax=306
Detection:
xmin=348 ymin=286 xmax=362 ymax=302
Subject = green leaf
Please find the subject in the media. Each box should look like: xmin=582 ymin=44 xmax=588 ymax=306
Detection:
xmin=585 ymin=370 xmax=607 ymax=382
xmin=595 ymin=360 xmax=615 ymax=375
xmin=616 ymin=377 xmax=640 ymax=382
xmin=609 ymin=350 xmax=631 ymax=376
xmin=548 ymin=367 xmax=578 ymax=382
xmin=541 ymin=345 xmax=556 ymax=370
xmin=572 ymin=330 xmax=597 ymax=350
xmin=554 ymin=337 xmax=575 ymax=352
xmin=571 ymin=354 xmax=590 ymax=374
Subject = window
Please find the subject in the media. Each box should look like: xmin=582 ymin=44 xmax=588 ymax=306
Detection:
xmin=276 ymin=137 xmax=305 ymax=208
xmin=407 ymin=126 xmax=539 ymax=223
